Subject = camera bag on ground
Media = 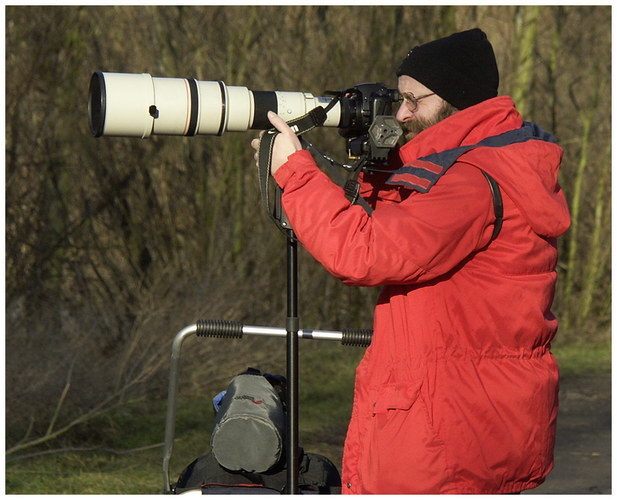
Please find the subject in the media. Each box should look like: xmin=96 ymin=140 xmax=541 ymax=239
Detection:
xmin=210 ymin=368 xmax=286 ymax=473
xmin=172 ymin=368 xmax=341 ymax=494
xmin=173 ymin=447 xmax=341 ymax=494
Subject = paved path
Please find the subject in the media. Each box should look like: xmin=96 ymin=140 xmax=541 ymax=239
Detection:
xmin=524 ymin=373 xmax=611 ymax=494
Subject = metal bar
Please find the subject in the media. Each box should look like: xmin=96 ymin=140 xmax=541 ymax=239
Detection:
xmin=242 ymin=325 xmax=344 ymax=341
xmin=162 ymin=324 xmax=197 ymax=493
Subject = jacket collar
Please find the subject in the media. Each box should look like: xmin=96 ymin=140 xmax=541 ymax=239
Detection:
xmin=398 ymin=96 xmax=523 ymax=165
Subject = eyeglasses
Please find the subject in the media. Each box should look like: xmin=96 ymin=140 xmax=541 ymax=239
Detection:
xmin=401 ymin=92 xmax=435 ymax=112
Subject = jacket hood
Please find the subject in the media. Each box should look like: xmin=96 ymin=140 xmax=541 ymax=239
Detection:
xmin=398 ymin=96 xmax=570 ymax=238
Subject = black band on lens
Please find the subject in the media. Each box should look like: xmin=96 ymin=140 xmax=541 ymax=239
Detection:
xmin=186 ymin=78 xmax=199 ymax=136
xmin=88 ymin=71 xmax=106 ymax=137
xmin=252 ymin=91 xmax=279 ymax=130
xmin=216 ymin=81 xmax=226 ymax=136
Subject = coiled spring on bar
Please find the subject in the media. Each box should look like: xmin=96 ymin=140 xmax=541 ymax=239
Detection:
xmin=341 ymin=328 xmax=373 ymax=347
xmin=196 ymin=319 xmax=244 ymax=339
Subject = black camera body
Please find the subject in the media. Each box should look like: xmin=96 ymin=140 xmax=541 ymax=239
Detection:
xmin=336 ymin=83 xmax=402 ymax=163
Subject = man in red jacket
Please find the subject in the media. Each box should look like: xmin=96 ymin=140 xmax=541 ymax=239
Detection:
xmin=251 ymin=28 xmax=570 ymax=494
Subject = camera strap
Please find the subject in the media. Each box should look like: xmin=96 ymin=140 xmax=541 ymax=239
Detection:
xmin=303 ymin=147 xmax=374 ymax=216
xmin=257 ymin=95 xmax=378 ymax=231
xmin=257 ymin=107 xmax=329 ymax=231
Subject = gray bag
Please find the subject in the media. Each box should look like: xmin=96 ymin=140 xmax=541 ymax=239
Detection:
xmin=210 ymin=371 xmax=286 ymax=473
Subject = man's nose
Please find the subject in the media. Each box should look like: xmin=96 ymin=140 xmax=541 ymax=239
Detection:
xmin=396 ymin=104 xmax=411 ymax=123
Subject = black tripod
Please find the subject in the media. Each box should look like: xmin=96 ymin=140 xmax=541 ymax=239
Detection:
xmin=268 ymin=185 xmax=302 ymax=494
xmin=284 ymin=226 xmax=300 ymax=494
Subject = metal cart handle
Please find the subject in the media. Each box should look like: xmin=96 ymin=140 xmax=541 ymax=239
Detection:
xmin=162 ymin=320 xmax=372 ymax=493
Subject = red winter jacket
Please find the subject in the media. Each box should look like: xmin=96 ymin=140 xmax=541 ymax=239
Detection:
xmin=273 ymin=96 xmax=571 ymax=494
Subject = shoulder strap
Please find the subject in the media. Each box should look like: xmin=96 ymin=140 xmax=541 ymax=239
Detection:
xmin=479 ymin=170 xmax=503 ymax=243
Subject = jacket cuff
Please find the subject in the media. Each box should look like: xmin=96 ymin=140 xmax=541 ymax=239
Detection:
xmin=273 ymin=149 xmax=314 ymax=188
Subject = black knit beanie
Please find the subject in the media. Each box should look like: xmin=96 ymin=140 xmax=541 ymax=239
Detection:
xmin=396 ymin=28 xmax=499 ymax=110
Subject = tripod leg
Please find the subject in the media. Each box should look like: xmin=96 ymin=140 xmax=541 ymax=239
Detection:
xmin=285 ymin=229 xmax=299 ymax=494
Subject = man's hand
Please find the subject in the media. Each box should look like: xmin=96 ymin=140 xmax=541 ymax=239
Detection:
xmin=251 ymin=111 xmax=302 ymax=175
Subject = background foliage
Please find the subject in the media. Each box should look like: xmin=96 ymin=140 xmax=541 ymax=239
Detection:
xmin=5 ymin=5 xmax=611 ymax=465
